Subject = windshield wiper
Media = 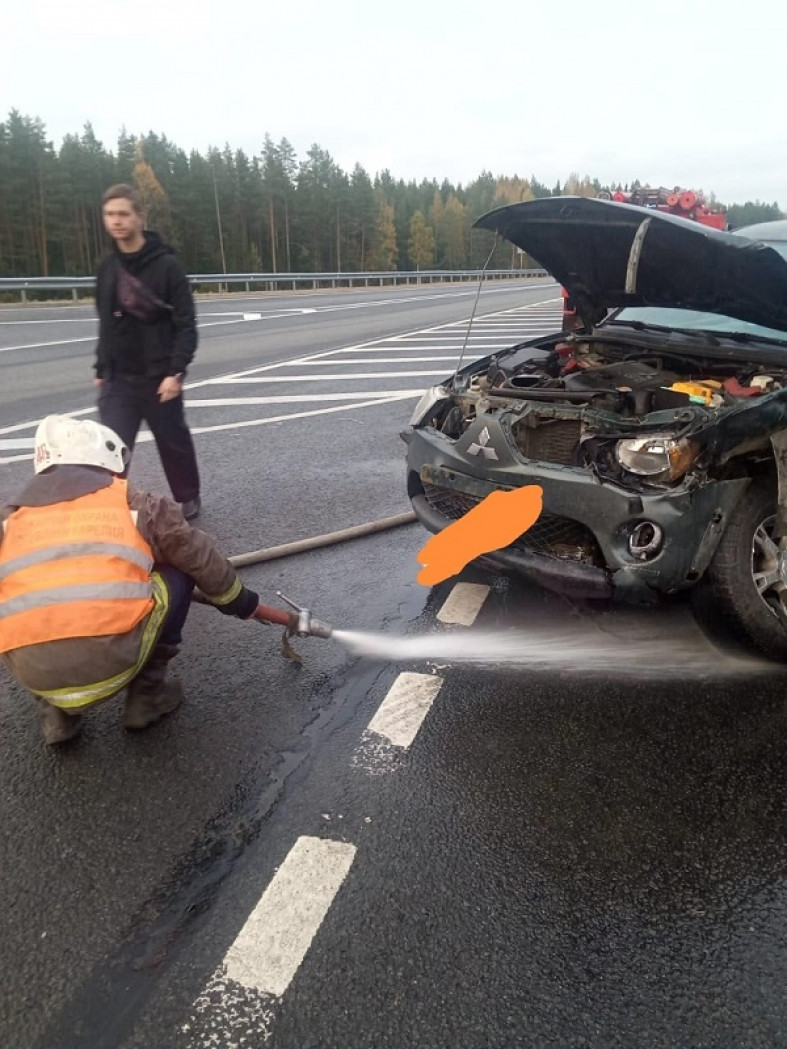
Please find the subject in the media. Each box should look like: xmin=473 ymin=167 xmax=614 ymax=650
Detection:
xmin=610 ymin=318 xmax=787 ymax=350
xmin=722 ymin=330 xmax=787 ymax=348
xmin=607 ymin=320 xmax=721 ymax=346
xmin=669 ymin=327 xmax=722 ymax=346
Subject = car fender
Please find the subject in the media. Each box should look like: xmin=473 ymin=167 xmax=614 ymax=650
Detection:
xmin=684 ymin=477 xmax=753 ymax=582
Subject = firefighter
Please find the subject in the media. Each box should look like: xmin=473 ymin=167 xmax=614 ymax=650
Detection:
xmin=0 ymin=415 xmax=263 ymax=745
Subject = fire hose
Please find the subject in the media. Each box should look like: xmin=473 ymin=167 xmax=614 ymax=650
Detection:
xmin=191 ymin=510 xmax=417 ymax=661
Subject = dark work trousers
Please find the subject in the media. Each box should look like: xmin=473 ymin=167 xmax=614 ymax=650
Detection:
xmin=155 ymin=564 xmax=195 ymax=647
xmin=98 ymin=375 xmax=200 ymax=503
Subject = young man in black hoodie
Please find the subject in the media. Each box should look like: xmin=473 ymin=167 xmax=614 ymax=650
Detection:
xmin=94 ymin=184 xmax=202 ymax=520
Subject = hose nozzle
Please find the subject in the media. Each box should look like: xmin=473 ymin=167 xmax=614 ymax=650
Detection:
xmin=276 ymin=591 xmax=334 ymax=639
xmin=305 ymin=617 xmax=333 ymax=639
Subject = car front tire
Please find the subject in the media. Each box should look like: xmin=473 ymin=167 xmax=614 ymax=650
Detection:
xmin=693 ymin=477 xmax=787 ymax=661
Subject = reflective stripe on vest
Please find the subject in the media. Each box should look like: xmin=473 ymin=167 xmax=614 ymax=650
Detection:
xmin=0 ymin=477 xmax=155 ymax=653
xmin=40 ymin=571 xmax=171 ymax=710
xmin=0 ymin=541 xmax=152 ymax=581
xmin=1 ymin=580 xmax=153 ymax=618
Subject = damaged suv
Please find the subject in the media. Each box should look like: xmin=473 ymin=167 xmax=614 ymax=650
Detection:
xmin=403 ymin=197 xmax=787 ymax=658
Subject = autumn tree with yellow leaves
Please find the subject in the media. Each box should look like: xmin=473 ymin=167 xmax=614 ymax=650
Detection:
xmin=408 ymin=211 xmax=436 ymax=270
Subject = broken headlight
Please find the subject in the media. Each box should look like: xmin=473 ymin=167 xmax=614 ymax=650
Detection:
xmin=615 ymin=434 xmax=699 ymax=482
xmin=410 ymin=384 xmax=450 ymax=427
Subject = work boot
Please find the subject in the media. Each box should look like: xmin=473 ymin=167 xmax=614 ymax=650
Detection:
xmin=36 ymin=699 xmax=82 ymax=746
xmin=181 ymin=497 xmax=201 ymax=521
xmin=123 ymin=644 xmax=183 ymax=730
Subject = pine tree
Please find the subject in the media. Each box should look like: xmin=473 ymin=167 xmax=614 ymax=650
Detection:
xmin=0 ymin=111 xmax=57 ymax=275
xmin=0 ymin=107 xmax=778 ymax=280
xmin=347 ymin=164 xmax=377 ymax=270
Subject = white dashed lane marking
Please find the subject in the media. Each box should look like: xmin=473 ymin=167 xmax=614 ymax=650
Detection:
xmin=355 ymin=581 xmax=490 ymax=753
xmin=0 ymin=438 xmax=34 ymax=450
xmin=184 ymin=836 xmax=356 ymax=1045
xmin=223 ymin=836 xmax=356 ymax=997
xmin=353 ymin=584 xmax=491 ymax=768
xmin=437 ymin=582 xmax=492 ymax=626
xmin=0 ymin=336 xmax=96 ymax=353
xmin=185 ymin=395 xmax=416 ymax=436
xmin=185 ymin=391 xmax=426 ymax=407
xmin=366 ymin=672 xmax=444 ymax=749
xmin=206 ymin=370 xmax=452 ymax=382
xmin=264 ymin=356 xmax=500 ymax=364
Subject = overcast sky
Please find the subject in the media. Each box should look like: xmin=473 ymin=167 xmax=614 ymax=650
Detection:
xmin=3 ymin=0 xmax=783 ymax=208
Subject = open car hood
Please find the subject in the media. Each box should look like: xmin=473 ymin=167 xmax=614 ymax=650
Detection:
xmin=474 ymin=196 xmax=787 ymax=332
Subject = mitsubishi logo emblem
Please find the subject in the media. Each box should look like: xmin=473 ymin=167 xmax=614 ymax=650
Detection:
xmin=467 ymin=425 xmax=499 ymax=460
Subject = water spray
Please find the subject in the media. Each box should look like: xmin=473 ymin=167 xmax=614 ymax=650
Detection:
xmin=274 ymin=591 xmax=334 ymax=639
xmin=247 ymin=587 xmax=776 ymax=680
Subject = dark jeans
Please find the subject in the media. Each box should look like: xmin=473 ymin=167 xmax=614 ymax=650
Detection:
xmin=98 ymin=375 xmax=200 ymax=503
xmin=156 ymin=564 xmax=195 ymax=647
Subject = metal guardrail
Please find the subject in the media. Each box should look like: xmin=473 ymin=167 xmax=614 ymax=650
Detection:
xmin=0 ymin=268 xmax=549 ymax=302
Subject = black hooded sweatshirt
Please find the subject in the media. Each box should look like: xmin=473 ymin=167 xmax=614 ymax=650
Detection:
xmin=94 ymin=231 xmax=197 ymax=381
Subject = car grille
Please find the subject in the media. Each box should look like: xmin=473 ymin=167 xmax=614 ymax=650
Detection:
xmin=421 ymin=483 xmax=602 ymax=564
xmin=511 ymin=418 xmax=582 ymax=467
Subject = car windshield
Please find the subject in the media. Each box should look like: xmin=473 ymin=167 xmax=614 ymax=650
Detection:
xmin=607 ymin=306 xmax=787 ymax=347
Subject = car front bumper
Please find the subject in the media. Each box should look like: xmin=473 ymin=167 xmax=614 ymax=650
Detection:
xmin=405 ymin=426 xmax=751 ymax=602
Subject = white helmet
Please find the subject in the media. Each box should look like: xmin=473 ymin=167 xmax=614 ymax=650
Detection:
xmin=34 ymin=415 xmax=130 ymax=475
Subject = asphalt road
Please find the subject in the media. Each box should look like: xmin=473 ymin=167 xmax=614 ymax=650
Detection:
xmin=1 ymin=281 xmax=785 ymax=1049
xmin=0 ymin=280 xmax=551 ymax=428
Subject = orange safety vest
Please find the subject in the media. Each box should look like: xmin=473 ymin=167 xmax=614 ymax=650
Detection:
xmin=0 ymin=478 xmax=155 ymax=653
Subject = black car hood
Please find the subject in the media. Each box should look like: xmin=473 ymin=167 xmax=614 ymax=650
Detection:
xmin=474 ymin=196 xmax=787 ymax=332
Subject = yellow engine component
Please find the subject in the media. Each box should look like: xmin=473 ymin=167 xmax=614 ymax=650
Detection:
xmin=669 ymin=381 xmax=721 ymax=406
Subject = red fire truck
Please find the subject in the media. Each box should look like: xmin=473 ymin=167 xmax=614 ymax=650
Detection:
xmin=561 ymin=186 xmax=728 ymax=329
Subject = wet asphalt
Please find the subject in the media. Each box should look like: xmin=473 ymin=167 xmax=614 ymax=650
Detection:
xmin=1 ymin=285 xmax=785 ymax=1048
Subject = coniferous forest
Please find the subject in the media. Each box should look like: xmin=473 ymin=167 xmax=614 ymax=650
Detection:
xmin=1 ymin=110 xmax=783 ymax=279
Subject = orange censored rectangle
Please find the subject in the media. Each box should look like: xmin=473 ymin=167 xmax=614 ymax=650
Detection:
xmin=416 ymin=485 xmax=543 ymax=586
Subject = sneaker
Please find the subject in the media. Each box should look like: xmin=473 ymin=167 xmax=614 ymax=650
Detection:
xmin=181 ymin=497 xmax=201 ymax=520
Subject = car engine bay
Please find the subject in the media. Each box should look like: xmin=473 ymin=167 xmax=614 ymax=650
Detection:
xmin=424 ymin=332 xmax=787 ymax=492
xmin=450 ymin=334 xmax=787 ymax=423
